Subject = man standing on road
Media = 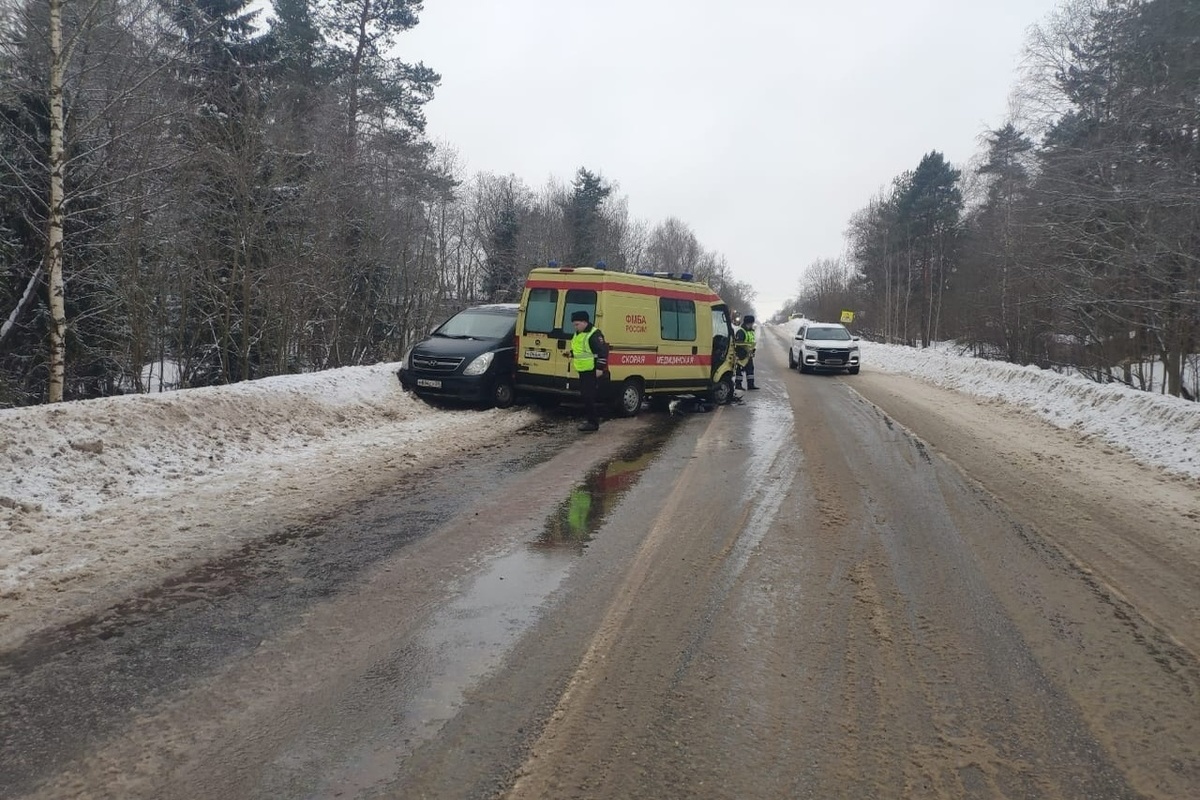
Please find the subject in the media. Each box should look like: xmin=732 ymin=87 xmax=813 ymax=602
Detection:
xmin=570 ymin=310 xmax=609 ymax=432
xmin=734 ymin=314 xmax=757 ymax=390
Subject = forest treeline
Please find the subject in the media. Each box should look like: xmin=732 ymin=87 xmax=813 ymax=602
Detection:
xmin=0 ymin=0 xmax=753 ymax=406
xmin=780 ymin=0 xmax=1198 ymax=400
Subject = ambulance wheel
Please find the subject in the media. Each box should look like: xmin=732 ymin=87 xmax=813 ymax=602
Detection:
xmin=613 ymin=379 xmax=644 ymax=417
xmin=710 ymin=376 xmax=734 ymax=406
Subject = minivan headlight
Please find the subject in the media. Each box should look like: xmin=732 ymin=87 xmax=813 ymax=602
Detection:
xmin=463 ymin=352 xmax=495 ymax=376
xmin=399 ymin=346 xmax=414 ymax=370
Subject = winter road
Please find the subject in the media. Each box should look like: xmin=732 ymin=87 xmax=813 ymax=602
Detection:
xmin=2 ymin=331 xmax=1198 ymax=799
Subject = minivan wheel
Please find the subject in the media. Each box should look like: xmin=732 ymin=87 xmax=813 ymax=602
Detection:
xmin=491 ymin=379 xmax=515 ymax=408
xmin=613 ymin=379 xmax=643 ymax=417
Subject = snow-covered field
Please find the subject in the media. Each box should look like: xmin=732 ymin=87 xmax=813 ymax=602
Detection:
xmin=1 ymin=331 xmax=1197 ymax=647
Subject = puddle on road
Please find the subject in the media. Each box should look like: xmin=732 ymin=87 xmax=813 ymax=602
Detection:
xmin=320 ymin=418 xmax=681 ymax=795
xmin=418 ymin=417 xmax=681 ymax=710
xmin=534 ymin=420 xmax=677 ymax=550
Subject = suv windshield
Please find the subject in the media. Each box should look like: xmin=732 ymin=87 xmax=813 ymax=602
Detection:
xmin=436 ymin=309 xmax=516 ymax=339
xmin=806 ymin=327 xmax=851 ymax=341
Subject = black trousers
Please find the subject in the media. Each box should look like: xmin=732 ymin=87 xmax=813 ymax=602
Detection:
xmin=736 ymin=357 xmax=755 ymax=383
xmin=579 ymin=369 xmax=600 ymax=425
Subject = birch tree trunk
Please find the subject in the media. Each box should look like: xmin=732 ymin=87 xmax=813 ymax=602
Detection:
xmin=46 ymin=0 xmax=67 ymax=402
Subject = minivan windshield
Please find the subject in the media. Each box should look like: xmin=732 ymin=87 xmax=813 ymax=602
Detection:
xmin=435 ymin=309 xmax=516 ymax=340
xmin=806 ymin=326 xmax=852 ymax=341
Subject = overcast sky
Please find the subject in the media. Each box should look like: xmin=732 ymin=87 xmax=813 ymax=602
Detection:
xmin=400 ymin=0 xmax=1065 ymax=318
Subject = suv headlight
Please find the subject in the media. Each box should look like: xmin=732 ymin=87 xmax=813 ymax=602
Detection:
xmin=849 ymin=345 xmax=859 ymax=351
xmin=463 ymin=352 xmax=495 ymax=376
xmin=399 ymin=346 xmax=414 ymax=371
xmin=804 ymin=345 xmax=818 ymax=351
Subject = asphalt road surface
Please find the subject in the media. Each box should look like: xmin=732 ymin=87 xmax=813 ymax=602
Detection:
xmin=3 ymin=333 xmax=1198 ymax=799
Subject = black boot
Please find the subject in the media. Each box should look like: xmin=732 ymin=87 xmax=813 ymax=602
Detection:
xmin=747 ymin=379 xmax=759 ymax=390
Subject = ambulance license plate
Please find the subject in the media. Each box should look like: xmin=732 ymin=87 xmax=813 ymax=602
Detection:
xmin=416 ymin=378 xmax=442 ymax=388
xmin=523 ymin=348 xmax=550 ymax=360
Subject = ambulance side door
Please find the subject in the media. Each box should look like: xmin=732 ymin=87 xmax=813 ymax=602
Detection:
xmin=658 ymin=297 xmax=706 ymax=391
xmin=609 ymin=293 xmax=656 ymax=385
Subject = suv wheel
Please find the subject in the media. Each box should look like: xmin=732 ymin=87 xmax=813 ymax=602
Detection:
xmin=787 ymin=350 xmax=797 ymax=369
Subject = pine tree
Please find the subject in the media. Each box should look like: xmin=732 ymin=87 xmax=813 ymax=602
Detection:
xmin=896 ymin=152 xmax=962 ymax=346
xmin=565 ymin=167 xmax=611 ymax=267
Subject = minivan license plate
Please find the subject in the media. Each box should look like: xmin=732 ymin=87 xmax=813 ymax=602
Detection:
xmin=523 ymin=348 xmax=550 ymax=360
xmin=416 ymin=378 xmax=442 ymax=388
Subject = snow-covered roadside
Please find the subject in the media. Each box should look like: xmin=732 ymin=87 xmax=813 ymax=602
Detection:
xmin=775 ymin=319 xmax=1200 ymax=481
xmin=860 ymin=341 xmax=1200 ymax=480
xmin=0 ymin=364 xmax=538 ymax=645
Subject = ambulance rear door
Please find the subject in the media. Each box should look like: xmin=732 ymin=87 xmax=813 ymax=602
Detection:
xmin=517 ymin=279 xmax=600 ymax=392
xmin=517 ymin=283 xmax=567 ymax=384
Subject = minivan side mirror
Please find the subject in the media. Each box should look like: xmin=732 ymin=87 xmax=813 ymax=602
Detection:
xmin=852 ymin=336 xmax=860 ymax=341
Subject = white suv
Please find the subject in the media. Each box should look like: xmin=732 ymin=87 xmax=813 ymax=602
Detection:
xmin=788 ymin=323 xmax=861 ymax=374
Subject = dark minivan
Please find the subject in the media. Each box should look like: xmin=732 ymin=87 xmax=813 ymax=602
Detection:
xmin=397 ymin=303 xmax=518 ymax=408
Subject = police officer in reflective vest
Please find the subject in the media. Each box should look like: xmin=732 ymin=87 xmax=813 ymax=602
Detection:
xmin=570 ymin=310 xmax=609 ymax=431
xmin=734 ymin=314 xmax=757 ymax=390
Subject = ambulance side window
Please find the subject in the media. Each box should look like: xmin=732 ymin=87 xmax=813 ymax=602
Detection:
xmin=564 ymin=290 xmax=597 ymax=331
xmin=660 ymin=298 xmax=697 ymax=341
xmin=524 ymin=288 xmax=558 ymax=333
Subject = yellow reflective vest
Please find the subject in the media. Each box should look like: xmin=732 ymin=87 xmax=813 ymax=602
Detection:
xmin=571 ymin=328 xmax=601 ymax=372
xmin=736 ymin=326 xmax=756 ymax=362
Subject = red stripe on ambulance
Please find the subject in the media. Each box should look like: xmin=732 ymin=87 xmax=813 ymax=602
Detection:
xmin=608 ymin=352 xmax=712 ymax=367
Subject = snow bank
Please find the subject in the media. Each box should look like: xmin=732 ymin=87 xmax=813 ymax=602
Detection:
xmin=865 ymin=341 xmax=1200 ymax=479
xmin=0 ymin=363 xmax=517 ymax=518
xmin=776 ymin=319 xmax=1199 ymax=479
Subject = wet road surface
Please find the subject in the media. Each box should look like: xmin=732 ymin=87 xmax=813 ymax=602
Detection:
xmin=3 ymin=340 xmax=1199 ymax=799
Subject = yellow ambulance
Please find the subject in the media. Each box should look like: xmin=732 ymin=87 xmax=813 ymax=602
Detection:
xmin=515 ymin=266 xmax=738 ymax=415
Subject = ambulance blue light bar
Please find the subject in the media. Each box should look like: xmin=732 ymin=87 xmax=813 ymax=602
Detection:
xmin=634 ymin=271 xmax=695 ymax=282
